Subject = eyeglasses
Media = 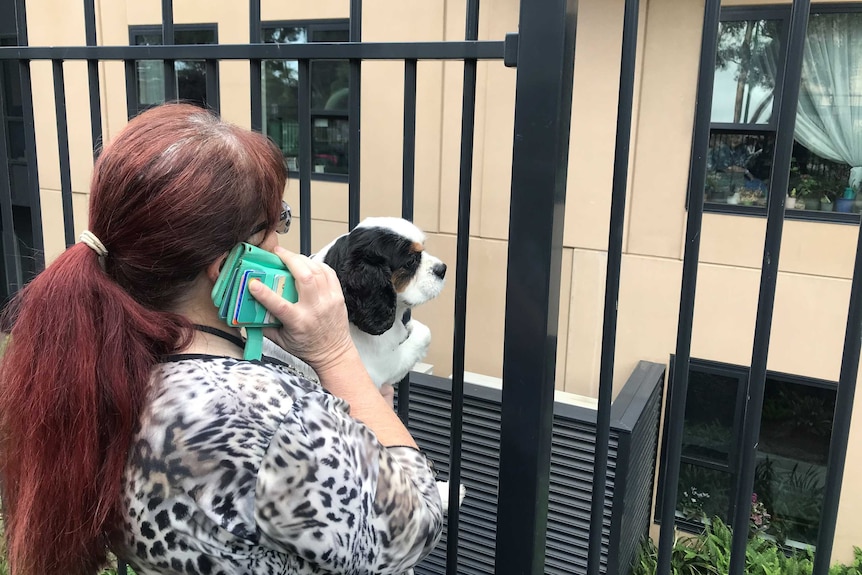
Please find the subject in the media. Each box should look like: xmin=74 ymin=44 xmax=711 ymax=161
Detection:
xmin=249 ymin=201 xmax=292 ymax=237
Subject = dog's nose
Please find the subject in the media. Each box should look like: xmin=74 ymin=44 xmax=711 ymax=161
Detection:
xmin=433 ymin=263 xmax=447 ymax=279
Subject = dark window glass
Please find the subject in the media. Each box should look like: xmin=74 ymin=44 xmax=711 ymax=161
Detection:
xmin=263 ymin=26 xmax=307 ymax=44
xmin=262 ymin=21 xmax=350 ymax=177
xmin=712 ymin=20 xmax=782 ymax=125
xmin=790 ymin=12 xmax=862 ymax=214
xmin=262 ymin=58 xmax=299 ymax=161
xmin=1 ymin=36 xmax=23 ymax=117
xmin=705 ymin=131 xmax=774 ymax=206
xmin=676 ymin=462 xmax=733 ymax=524
xmin=756 ymin=378 xmax=834 ymax=545
xmin=704 ymin=18 xmax=782 ymax=209
xmin=131 ymin=27 xmax=217 ymax=110
xmin=312 ymin=116 xmax=348 ymax=175
xmin=665 ymin=360 xmax=836 ymax=547
xmin=7 ymin=118 xmax=24 ymax=160
xmin=311 ymin=60 xmax=349 ymax=111
xmin=681 ymin=370 xmax=739 ymax=465
xmin=699 ymin=9 xmax=862 ymax=219
xmin=1 ymin=36 xmax=24 ymax=163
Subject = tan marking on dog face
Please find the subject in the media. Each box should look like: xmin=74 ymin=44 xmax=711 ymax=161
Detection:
xmin=392 ymin=243 xmax=424 ymax=293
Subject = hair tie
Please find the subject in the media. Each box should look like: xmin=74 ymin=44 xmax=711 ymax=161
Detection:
xmin=79 ymin=230 xmax=108 ymax=258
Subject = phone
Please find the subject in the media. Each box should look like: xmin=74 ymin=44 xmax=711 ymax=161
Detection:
xmin=211 ymin=243 xmax=298 ymax=360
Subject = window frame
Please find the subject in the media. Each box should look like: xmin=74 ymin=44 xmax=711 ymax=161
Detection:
xmin=0 ymin=35 xmax=24 ymax=167
xmin=261 ymin=18 xmax=351 ymax=182
xmin=126 ymin=23 xmax=220 ymax=117
xmin=692 ymin=3 xmax=862 ymax=224
xmin=656 ymin=356 xmax=837 ymax=546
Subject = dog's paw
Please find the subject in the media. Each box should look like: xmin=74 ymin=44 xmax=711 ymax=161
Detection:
xmin=436 ymin=481 xmax=467 ymax=514
xmin=406 ymin=319 xmax=432 ymax=354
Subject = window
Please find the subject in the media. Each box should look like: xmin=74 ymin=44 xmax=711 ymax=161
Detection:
xmin=658 ymin=358 xmax=835 ymax=548
xmin=700 ymin=6 xmax=862 ymax=220
xmin=128 ymin=25 xmax=219 ymax=115
xmin=1 ymin=36 xmax=24 ymax=162
xmin=261 ymin=21 xmax=350 ymax=178
xmin=0 ymin=35 xmax=39 ymax=305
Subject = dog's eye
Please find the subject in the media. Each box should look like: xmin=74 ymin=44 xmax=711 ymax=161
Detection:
xmin=401 ymin=252 xmax=421 ymax=270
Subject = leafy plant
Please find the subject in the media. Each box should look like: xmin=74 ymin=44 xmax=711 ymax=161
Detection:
xmin=794 ymin=173 xmax=821 ymax=200
xmin=770 ymin=463 xmax=826 ymax=544
xmin=631 ymin=518 xmax=861 ymax=575
xmin=828 ymin=546 xmax=862 ymax=575
xmin=632 ymin=532 xmax=719 ymax=575
xmin=750 ymin=493 xmax=772 ymax=537
xmin=677 ymin=465 xmax=731 ymax=523
xmin=680 ymin=486 xmax=711 ymax=523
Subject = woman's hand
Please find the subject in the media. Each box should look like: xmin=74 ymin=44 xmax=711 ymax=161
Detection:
xmin=247 ymin=247 xmax=355 ymax=374
xmin=249 ymin=247 xmax=416 ymax=448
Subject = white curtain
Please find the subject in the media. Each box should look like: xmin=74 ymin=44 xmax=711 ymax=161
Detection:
xmin=795 ymin=13 xmax=862 ymax=191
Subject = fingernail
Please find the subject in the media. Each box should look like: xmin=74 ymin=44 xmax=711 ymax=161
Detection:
xmin=248 ymin=278 xmax=262 ymax=292
xmin=274 ymin=246 xmax=287 ymax=255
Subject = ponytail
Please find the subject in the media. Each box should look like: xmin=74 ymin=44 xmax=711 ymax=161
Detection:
xmin=0 ymin=102 xmax=285 ymax=575
xmin=0 ymin=244 xmax=191 ymax=575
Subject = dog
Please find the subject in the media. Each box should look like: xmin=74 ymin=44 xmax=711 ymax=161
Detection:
xmin=313 ymin=217 xmax=466 ymax=513
xmin=313 ymin=217 xmax=446 ymax=389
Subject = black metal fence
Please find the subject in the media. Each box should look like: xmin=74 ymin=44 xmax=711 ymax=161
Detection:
xmin=1 ymin=0 xmax=860 ymax=574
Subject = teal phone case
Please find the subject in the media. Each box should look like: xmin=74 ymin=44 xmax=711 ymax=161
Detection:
xmin=211 ymin=243 xmax=298 ymax=360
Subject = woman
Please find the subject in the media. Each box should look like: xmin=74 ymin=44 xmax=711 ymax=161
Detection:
xmin=0 ymin=103 xmax=443 ymax=575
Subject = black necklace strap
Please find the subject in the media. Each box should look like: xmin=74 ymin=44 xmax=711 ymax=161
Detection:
xmin=193 ymin=324 xmax=246 ymax=349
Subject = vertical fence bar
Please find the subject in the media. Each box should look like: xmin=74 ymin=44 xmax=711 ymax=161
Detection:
xmin=397 ymin=58 xmax=418 ymax=425
xmin=249 ymin=0 xmax=262 ymax=130
xmin=401 ymin=59 xmax=417 ymax=222
xmin=814 ymin=235 xmax=862 ymax=574
xmin=656 ymin=0 xmax=721 ymax=571
xmin=14 ymin=0 xmax=44 ymax=271
xmin=52 ymin=60 xmax=75 ymax=248
xmin=347 ymin=0 xmax=361 ymax=229
xmin=206 ymin=59 xmax=220 ymax=114
xmin=124 ymin=60 xmax=136 ymax=119
xmin=494 ymin=0 xmax=577 ymax=573
xmin=586 ymin=0 xmax=639 ymax=572
xmin=83 ymin=0 xmax=102 ymax=156
xmin=298 ymin=59 xmax=312 ymax=255
xmin=446 ymin=2 xmax=479 ymax=572
xmin=728 ymin=1 xmax=810 ymax=573
xmin=161 ymin=0 xmax=176 ymax=101
xmin=0 ymin=75 xmax=20 ymax=297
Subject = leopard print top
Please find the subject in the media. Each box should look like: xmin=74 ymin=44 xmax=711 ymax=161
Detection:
xmin=116 ymin=354 xmax=444 ymax=575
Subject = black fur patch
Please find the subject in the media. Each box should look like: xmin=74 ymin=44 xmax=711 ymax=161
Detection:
xmin=323 ymin=227 xmax=419 ymax=335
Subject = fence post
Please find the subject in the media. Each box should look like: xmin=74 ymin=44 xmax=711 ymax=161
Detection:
xmin=494 ymin=0 xmax=577 ymax=573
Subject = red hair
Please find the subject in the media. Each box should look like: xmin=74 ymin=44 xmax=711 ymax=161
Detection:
xmin=0 ymin=103 xmax=286 ymax=575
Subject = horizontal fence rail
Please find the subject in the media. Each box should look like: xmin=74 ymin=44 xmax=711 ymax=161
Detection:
xmin=0 ymin=42 xmax=505 ymax=61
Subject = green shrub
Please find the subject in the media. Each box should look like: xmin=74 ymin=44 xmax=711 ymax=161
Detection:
xmin=632 ymin=517 xmax=861 ymax=575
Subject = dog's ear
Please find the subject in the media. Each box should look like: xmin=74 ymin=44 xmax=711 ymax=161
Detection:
xmin=323 ymin=232 xmax=397 ymax=335
xmin=341 ymin=262 xmax=397 ymax=335
xmin=321 ymin=235 xmax=350 ymax=271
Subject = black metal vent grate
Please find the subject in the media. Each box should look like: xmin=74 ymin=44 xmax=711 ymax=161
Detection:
xmin=400 ymin=361 xmax=664 ymax=575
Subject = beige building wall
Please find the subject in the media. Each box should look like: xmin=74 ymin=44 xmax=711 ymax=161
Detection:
xmin=20 ymin=0 xmax=862 ymax=563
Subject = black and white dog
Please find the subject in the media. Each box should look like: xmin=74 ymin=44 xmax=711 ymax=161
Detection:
xmin=313 ymin=217 xmax=447 ymax=389
xmin=313 ymin=217 xmax=465 ymax=512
